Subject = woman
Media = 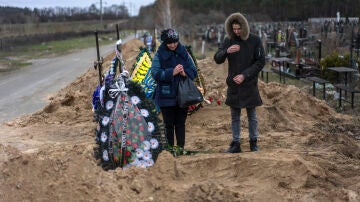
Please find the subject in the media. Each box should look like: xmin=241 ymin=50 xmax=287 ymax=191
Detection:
xmin=150 ymin=28 xmax=197 ymax=150
xmin=214 ymin=13 xmax=265 ymax=153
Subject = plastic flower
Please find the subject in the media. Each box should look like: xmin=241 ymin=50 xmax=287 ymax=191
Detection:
xmin=146 ymin=159 xmax=154 ymax=167
xmin=102 ymin=150 xmax=109 ymax=161
xmin=105 ymin=100 xmax=114 ymax=110
xmin=102 ymin=116 xmax=110 ymax=126
xmin=140 ymin=109 xmax=149 ymax=117
xmin=132 ymin=143 xmax=138 ymax=149
xmin=131 ymin=96 xmax=141 ymax=105
xmin=135 ymin=148 xmax=144 ymax=158
xmin=138 ymin=160 xmax=147 ymax=168
xmin=142 ymin=140 xmax=151 ymax=151
xmin=130 ymin=158 xmax=140 ymax=166
xmin=100 ymin=132 xmax=108 ymax=142
xmin=143 ymin=151 xmax=152 ymax=160
xmin=125 ymin=150 xmax=131 ymax=157
xmin=147 ymin=122 xmax=155 ymax=133
xmin=150 ymin=138 xmax=159 ymax=149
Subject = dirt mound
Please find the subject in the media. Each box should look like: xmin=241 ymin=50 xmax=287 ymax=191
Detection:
xmin=0 ymin=38 xmax=359 ymax=201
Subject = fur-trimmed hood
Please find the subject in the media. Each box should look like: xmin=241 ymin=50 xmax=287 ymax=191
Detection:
xmin=225 ymin=12 xmax=250 ymax=40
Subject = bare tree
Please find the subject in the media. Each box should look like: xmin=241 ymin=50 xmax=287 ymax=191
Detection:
xmin=156 ymin=0 xmax=176 ymax=29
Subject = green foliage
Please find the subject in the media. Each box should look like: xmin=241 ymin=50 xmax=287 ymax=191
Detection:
xmin=0 ymin=33 xmax=118 ymax=70
xmin=320 ymin=51 xmax=350 ymax=82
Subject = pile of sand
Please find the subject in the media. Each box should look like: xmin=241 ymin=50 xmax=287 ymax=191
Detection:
xmin=0 ymin=39 xmax=359 ymax=201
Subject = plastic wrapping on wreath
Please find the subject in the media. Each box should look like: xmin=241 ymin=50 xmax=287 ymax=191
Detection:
xmin=93 ymin=67 xmax=166 ymax=170
xmin=110 ymin=94 xmax=159 ymax=167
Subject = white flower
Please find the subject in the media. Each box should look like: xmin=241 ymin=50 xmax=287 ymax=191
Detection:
xmin=138 ymin=160 xmax=147 ymax=168
xmin=100 ymin=132 xmax=108 ymax=142
xmin=146 ymin=159 xmax=154 ymax=167
xmin=130 ymin=158 xmax=140 ymax=166
xmin=143 ymin=151 xmax=152 ymax=160
xmin=142 ymin=141 xmax=151 ymax=151
xmin=101 ymin=116 xmax=110 ymax=126
xmin=150 ymin=138 xmax=159 ymax=149
xmin=140 ymin=109 xmax=149 ymax=117
xmin=135 ymin=148 xmax=144 ymax=158
xmin=102 ymin=150 xmax=109 ymax=161
xmin=105 ymin=100 xmax=114 ymax=110
xmin=131 ymin=96 xmax=141 ymax=105
xmin=148 ymin=122 xmax=155 ymax=133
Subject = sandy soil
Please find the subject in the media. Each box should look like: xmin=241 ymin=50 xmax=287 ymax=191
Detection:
xmin=0 ymin=38 xmax=360 ymax=202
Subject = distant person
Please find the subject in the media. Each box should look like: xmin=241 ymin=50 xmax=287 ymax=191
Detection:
xmin=143 ymin=32 xmax=153 ymax=52
xmin=150 ymin=28 xmax=198 ymax=151
xmin=214 ymin=12 xmax=265 ymax=153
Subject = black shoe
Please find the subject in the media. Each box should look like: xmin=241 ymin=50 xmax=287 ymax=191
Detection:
xmin=250 ymin=139 xmax=259 ymax=152
xmin=225 ymin=141 xmax=241 ymax=153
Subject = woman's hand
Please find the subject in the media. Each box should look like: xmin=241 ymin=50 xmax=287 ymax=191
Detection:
xmin=173 ymin=64 xmax=186 ymax=76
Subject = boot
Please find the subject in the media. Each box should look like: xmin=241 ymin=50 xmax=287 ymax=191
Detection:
xmin=225 ymin=141 xmax=241 ymax=153
xmin=250 ymin=139 xmax=259 ymax=152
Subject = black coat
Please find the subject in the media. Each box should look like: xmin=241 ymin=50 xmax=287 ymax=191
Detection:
xmin=214 ymin=13 xmax=265 ymax=108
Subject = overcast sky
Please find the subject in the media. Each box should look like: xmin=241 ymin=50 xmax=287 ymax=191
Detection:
xmin=0 ymin=0 xmax=156 ymax=16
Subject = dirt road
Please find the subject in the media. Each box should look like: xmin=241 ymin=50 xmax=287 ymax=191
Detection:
xmin=0 ymin=37 xmax=133 ymax=124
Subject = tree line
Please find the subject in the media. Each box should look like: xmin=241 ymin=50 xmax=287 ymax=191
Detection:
xmin=174 ymin=0 xmax=360 ymax=21
xmin=2 ymin=0 xmax=360 ymax=29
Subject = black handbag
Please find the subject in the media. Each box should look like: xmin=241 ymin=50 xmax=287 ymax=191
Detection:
xmin=177 ymin=77 xmax=204 ymax=108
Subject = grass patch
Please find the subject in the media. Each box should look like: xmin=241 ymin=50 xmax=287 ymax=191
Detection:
xmin=0 ymin=32 xmax=124 ymax=70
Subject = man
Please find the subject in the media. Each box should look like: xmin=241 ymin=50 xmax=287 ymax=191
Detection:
xmin=214 ymin=12 xmax=265 ymax=153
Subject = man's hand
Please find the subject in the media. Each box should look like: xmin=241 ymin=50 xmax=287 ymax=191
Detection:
xmin=233 ymin=74 xmax=245 ymax=84
xmin=227 ymin=44 xmax=240 ymax=54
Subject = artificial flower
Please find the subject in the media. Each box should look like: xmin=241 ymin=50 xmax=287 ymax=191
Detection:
xmin=102 ymin=150 xmax=109 ymax=161
xmin=138 ymin=160 xmax=147 ymax=168
xmin=100 ymin=132 xmax=108 ymax=142
xmin=102 ymin=116 xmax=110 ymax=126
xmin=131 ymin=96 xmax=141 ymax=105
xmin=146 ymin=159 xmax=154 ymax=167
xmin=105 ymin=100 xmax=114 ymax=110
xmin=147 ymin=122 xmax=155 ymax=133
xmin=143 ymin=151 xmax=152 ymax=160
xmin=142 ymin=140 xmax=151 ymax=151
xmin=125 ymin=150 xmax=131 ymax=157
xmin=130 ymin=158 xmax=140 ymax=166
xmin=140 ymin=109 xmax=149 ymax=117
xmin=150 ymin=138 xmax=159 ymax=149
xmin=135 ymin=148 xmax=144 ymax=158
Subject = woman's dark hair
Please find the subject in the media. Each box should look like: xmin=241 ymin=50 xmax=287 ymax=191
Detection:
xmin=231 ymin=19 xmax=241 ymax=26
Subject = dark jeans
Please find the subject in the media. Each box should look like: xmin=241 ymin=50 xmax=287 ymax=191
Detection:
xmin=160 ymin=106 xmax=188 ymax=148
xmin=230 ymin=107 xmax=258 ymax=143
